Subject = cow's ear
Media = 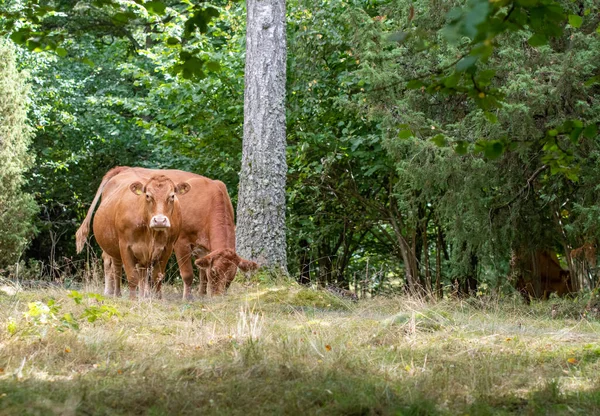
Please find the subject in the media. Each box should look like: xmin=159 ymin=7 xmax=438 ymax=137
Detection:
xmin=195 ymin=255 xmax=212 ymax=269
xmin=130 ymin=182 xmax=144 ymax=195
xmin=237 ymin=257 xmax=258 ymax=272
xmin=175 ymin=182 xmax=191 ymax=195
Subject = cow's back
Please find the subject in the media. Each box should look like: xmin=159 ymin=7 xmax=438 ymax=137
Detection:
xmin=181 ymin=176 xmax=235 ymax=251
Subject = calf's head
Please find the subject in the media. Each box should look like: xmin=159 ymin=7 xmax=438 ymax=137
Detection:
xmin=129 ymin=175 xmax=191 ymax=230
xmin=195 ymin=249 xmax=258 ymax=295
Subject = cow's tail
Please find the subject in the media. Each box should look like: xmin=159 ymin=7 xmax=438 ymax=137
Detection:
xmin=75 ymin=166 xmax=131 ymax=253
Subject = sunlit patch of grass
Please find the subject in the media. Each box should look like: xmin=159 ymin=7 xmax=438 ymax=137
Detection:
xmin=0 ymin=283 xmax=599 ymax=414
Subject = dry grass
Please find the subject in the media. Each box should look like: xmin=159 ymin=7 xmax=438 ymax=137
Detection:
xmin=0 ymin=279 xmax=599 ymax=415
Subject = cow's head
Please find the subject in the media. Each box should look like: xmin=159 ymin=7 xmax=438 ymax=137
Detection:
xmin=195 ymin=248 xmax=258 ymax=294
xmin=130 ymin=175 xmax=191 ymax=230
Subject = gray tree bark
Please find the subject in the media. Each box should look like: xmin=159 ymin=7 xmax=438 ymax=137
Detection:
xmin=236 ymin=0 xmax=287 ymax=271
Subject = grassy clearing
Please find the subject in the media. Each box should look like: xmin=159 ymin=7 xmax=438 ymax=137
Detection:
xmin=0 ymin=279 xmax=599 ymax=415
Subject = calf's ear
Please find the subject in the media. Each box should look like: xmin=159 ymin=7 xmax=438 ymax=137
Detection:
xmin=195 ymin=255 xmax=213 ymax=269
xmin=237 ymin=258 xmax=258 ymax=272
xmin=130 ymin=182 xmax=144 ymax=195
xmin=175 ymin=182 xmax=191 ymax=195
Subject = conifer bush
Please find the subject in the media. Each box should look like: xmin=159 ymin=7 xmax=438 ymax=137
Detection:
xmin=0 ymin=40 xmax=37 ymax=267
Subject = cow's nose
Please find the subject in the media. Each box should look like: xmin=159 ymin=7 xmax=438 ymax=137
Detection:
xmin=150 ymin=215 xmax=171 ymax=229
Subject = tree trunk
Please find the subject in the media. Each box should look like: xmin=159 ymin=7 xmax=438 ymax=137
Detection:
xmin=435 ymin=225 xmax=443 ymax=299
xmin=236 ymin=0 xmax=287 ymax=271
xmin=318 ymin=241 xmax=332 ymax=286
xmin=464 ymin=253 xmax=478 ymax=295
xmin=398 ymin=235 xmax=420 ymax=294
xmin=423 ymin=220 xmax=431 ymax=294
xmin=298 ymin=239 xmax=310 ymax=285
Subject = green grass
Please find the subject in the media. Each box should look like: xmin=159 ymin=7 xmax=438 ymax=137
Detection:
xmin=0 ymin=279 xmax=599 ymax=415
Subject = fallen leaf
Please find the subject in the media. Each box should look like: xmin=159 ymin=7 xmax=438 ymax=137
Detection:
xmin=567 ymin=357 xmax=578 ymax=364
xmin=325 ymin=344 xmax=332 ymax=352
xmin=64 ymin=347 xmax=71 ymax=353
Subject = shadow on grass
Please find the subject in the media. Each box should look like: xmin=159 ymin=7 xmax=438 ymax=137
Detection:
xmin=1 ymin=363 xmax=600 ymax=416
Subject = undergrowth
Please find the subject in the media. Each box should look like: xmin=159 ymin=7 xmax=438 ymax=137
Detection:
xmin=0 ymin=280 xmax=598 ymax=415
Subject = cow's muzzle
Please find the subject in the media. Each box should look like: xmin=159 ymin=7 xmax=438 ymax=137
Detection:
xmin=149 ymin=215 xmax=171 ymax=229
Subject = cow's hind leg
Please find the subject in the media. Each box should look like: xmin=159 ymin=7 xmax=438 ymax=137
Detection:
xmin=112 ymin=257 xmax=123 ymax=297
xmin=103 ymin=252 xmax=123 ymax=297
xmin=102 ymin=252 xmax=115 ymax=296
xmin=175 ymin=242 xmax=195 ymax=300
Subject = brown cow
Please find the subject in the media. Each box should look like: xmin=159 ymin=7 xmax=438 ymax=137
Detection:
xmin=75 ymin=167 xmax=190 ymax=299
xmin=80 ymin=167 xmax=257 ymax=298
xmin=511 ymin=250 xmax=573 ymax=300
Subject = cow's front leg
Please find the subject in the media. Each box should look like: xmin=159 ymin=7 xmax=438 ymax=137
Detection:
xmin=136 ymin=264 xmax=152 ymax=299
xmin=199 ymin=268 xmax=208 ymax=297
xmin=120 ymin=245 xmax=141 ymax=300
xmin=148 ymin=247 xmax=171 ymax=299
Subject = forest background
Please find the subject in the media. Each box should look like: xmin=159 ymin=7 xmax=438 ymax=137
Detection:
xmin=1 ymin=0 xmax=599 ymax=298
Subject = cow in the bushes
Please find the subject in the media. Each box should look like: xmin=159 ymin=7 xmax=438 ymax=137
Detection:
xmin=511 ymin=250 xmax=573 ymax=301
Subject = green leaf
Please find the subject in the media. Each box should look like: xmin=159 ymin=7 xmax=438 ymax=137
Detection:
xmin=565 ymin=170 xmax=579 ymax=182
xmin=569 ymin=128 xmax=582 ymax=143
xmin=350 ymin=137 xmax=363 ymax=151
xmin=548 ymin=129 xmax=558 ymax=137
xmin=477 ymin=70 xmax=496 ymax=87
xmin=585 ymin=76 xmax=600 ymax=86
xmin=68 ymin=290 xmax=83 ymax=305
xmin=10 ymin=30 xmax=29 ymax=44
xmin=484 ymin=112 xmax=498 ymax=124
xmin=145 ymin=1 xmax=166 ymax=15
xmin=583 ymin=124 xmax=598 ymax=139
xmin=456 ymin=55 xmax=477 ymax=72
xmin=483 ymin=141 xmax=504 ymax=159
xmin=364 ymin=165 xmax=381 ymax=177
xmin=444 ymin=72 xmax=460 ymax=88
xmin=431 ymin=134 xmax=447 ymax=147
xmin=527 ymin=34 xmax=547 ymax=47
xmin=206 ymin=61 xmax=221 ymax=72
xmin=166 ymin=37 xmax=179 ymax=46
xmin=568 ymin=14 xmax=582 ymax=29
xmin=454 ymin=140 xmax=468 ymax=155
xmin=398 ymin=129 xmax=413 ymax=139
xmin=112 ymin=12 xmax=130 ymax=24
xmin=56 ymin=47 xmax=67 ymax=57
xmin=516 ymin=0 xmax=537 ymax=6
xmin=82 ymin=57 xmax=95 ymax=67
xmin=388 ymin=32 xmax=408 ymax=43
xmin=406 ymin=80 xmax=424 ymax=89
